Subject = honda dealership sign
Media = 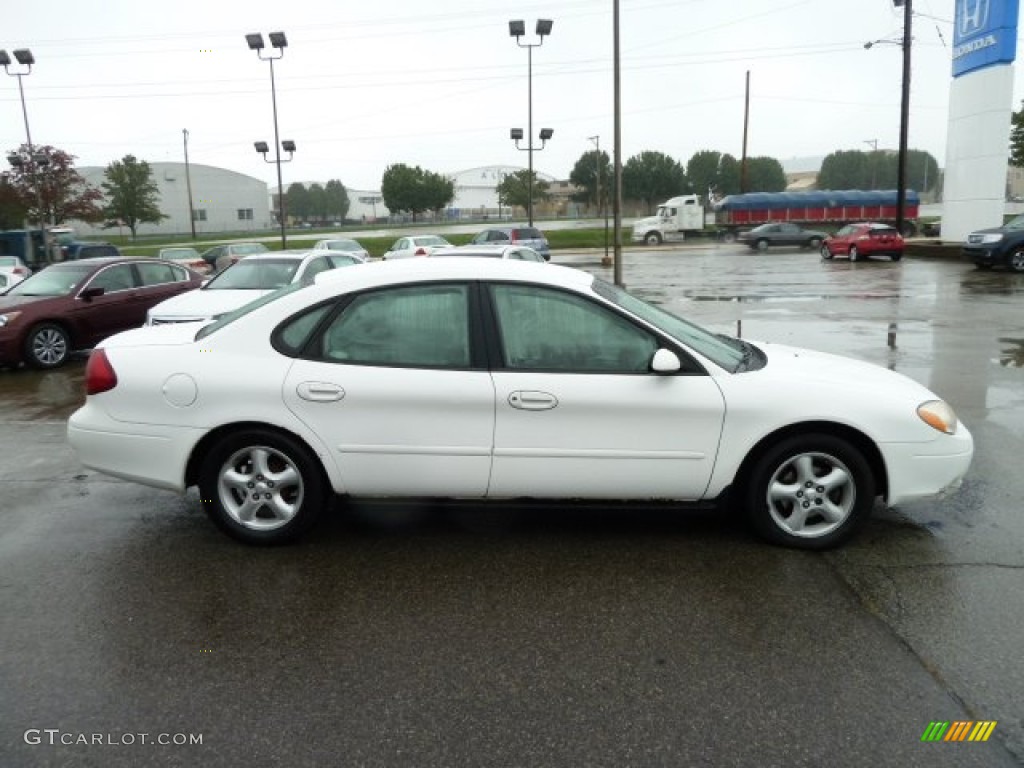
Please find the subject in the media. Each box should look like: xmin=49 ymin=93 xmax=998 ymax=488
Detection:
xmin=953 ymin=0 xmax=1019 ymax=76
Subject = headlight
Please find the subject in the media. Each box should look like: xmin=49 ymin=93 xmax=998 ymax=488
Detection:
xmin=917 ymin=400 xmax=958 ymax=435
xmin=0 ymin=311 xmax=21 ymax=328
xmin=978 ymin=233 xmax=1004 ymax=244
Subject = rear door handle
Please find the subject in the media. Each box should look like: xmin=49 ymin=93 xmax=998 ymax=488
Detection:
xmin=508 ymin=390 xmax=558 ymax=411
xmin=297 ymin=382 xmax=345 ymax=402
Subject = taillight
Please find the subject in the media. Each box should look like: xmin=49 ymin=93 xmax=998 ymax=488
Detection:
xmin=85 ymin=349 xmax=118 ymax=395
xmin=415 ymin=247 xmax=428 ymax=256
xmin=13 ymin=267 xmax=27 ymax=275
xmin=510 ymin=231 xmax=520 ymax=243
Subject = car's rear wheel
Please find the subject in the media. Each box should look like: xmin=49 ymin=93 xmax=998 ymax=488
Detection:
xmin=24 ymin=323 xmax=70 ymax=369
xmin=721 ymin=231 xmax=737 ymax=244
xmin=849 ymin=246 xmax=860 ymax=262
xmin=1009 ymin=249 xmax=1024 ymax=272
xmin=644 ymin=232 xmax=663 ymax=246
xmin=820 ymin=244 xmax=833 ymax=260
xmin=199 ymin=429 xmax=327 ymax=545
xmin=808 ymin=237 xmax=823 ymax=250
xmin=743 ymin=434 xmax=875 ymax=550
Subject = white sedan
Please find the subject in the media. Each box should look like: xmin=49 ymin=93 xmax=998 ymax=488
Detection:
xmin=381 ymin=234 xmax=452 ymax=260
xmin=311 ymin=238 xmax=370 ymax=261
xmin=145 ymin=250 xmax=355 ymax=325
xmin=69 ymin=259 xmax=973 ymax=549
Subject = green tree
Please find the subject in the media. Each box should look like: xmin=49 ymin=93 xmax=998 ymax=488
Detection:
xmin=495 ymin=170 xmax=551 ymax=214
xmin=818 ymin=149 xmax=939 ymax=193
xmin=718 ymin=154 xmax=741 ymax=195
xmin=307 ymin=183 xmax=326 ymax=224
xmin=381 ymin=163 xmax=454 ymax=221
xmin=4 ymin=144 xmax=103 ymax=226
xmin=622 ymin=151 xmax=686 ymax=213
xmin=686 ymin=150 xmax=723 ymax=200
xmin=286 ymin=183 xmax=310 ymax=222
xmin=0 ymin=174 xmax=28 ymax=230
xmin=324 ymin=179 xmax=350 ymax=222
xmin=568 ymin=149 xmax=611 ymax=209
xmin=1011 ymin=100 xmax=1024 ymax=166
xmin=744 ymin=156 xmax=787 ymax=192
xmin=101 ymin=155 xmax=166 ymax=238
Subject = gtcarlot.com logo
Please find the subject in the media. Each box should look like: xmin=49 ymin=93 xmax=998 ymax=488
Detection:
xmin=24 ymin=729 xmax=203 ymax=746
xmin=921 ymin=721 xmax=997 ymax=742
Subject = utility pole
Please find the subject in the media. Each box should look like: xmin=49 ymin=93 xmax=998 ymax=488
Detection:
xmin=183 ymin=129 xmax=196 ymax=239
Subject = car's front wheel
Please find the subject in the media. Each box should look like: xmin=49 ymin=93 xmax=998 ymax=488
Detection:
xmin=1008 ymin=249 xmax=1024 ymax=272
xmin=644 ymin=232 xmax=663 ymax=246
xmin=199 ymin=429 xmax=327 ymax=545
xmin=24 ymin=323 xmax=70 ymax=369
xmin=742 ymin=433 xmax=875 ymax=550
xmin=808 ymin=237 xmax=823 ymax=250
xmin=755 ymin=239 xmax=770 ymax=252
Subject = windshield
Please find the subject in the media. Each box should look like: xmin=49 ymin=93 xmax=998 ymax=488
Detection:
xmin=591 ymin=278 xmax=745 ymax=371
xmin=414 ymin=236 xmax=450 ymax=247
xmin=160 ymin=248 xmax=200 ymax=259
xmin=196 ymin=281 xmax=311 ymax=340
xmin=1003 ymin=215 xmax=1024 ymax=230
xmin=203 ymin=259 xmax=301 ymax=290
xmin=232 ymin=243 xmax=269 ymax=255
xmin=5 ymin=264 xmax=94 ymax=296
xmin=325 ymin=240 xmax=359 ymax=251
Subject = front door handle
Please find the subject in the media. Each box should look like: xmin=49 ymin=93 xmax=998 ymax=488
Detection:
xmin=297 ymin=382 xmax=345 ymax=402
xmin=508 ymin=390 xmax=558 ymax=411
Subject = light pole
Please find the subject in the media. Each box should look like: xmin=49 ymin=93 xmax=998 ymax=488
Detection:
xmin=183 ymin=129 xmax=196 ymax=239
xmin=1 ymin=47 xmax=52 ymax=265
xmin=509 ymin=127 xmax=552 ymax=224
xmin=254 ymin=140 xmax=295 ymax=234
xmin=588 ymin=135 xmax=610 ymax=265
xmin=864 ymin=0 xmax=912 ymax=234
xmin=864 ymin=139 xmax=878 ymax=188
xmin=508 ymin=19 xmax=552 ymax=226
xmin=246 ymin=31 xmax=290 ymax=248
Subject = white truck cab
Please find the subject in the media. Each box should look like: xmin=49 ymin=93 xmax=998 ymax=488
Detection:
xmin=631 ymin=195 xmax=710 ymax=245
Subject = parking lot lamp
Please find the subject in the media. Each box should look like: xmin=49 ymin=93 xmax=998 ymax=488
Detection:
xmin=1 ymin=47 xmax=52 ymax=264
xmin=254 ymin=140 xmax=295 ymax=232
xmin=246 ymin=32 xmax=290 ymax=248
xmin=508 ymin=19 xmax=552 ymax=226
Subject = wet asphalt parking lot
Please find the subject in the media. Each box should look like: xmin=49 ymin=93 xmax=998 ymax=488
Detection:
xmin=1 ymin=243 xmax=1022 ymax=767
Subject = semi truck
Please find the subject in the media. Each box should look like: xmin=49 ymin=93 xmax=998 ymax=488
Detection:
xmin=631 ymin=189 xmax=921 ymax=245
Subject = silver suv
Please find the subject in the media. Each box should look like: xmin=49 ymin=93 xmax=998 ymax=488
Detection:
xmin=470 ymin=226 xmax=550 ymax=260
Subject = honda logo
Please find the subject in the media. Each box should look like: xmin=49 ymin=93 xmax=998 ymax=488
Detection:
xmin=959 ymin=0 xmax=991 ymax=37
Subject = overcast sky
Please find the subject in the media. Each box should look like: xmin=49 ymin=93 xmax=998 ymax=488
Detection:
xmin=0 ymin=0 xmax=1009 ymax=191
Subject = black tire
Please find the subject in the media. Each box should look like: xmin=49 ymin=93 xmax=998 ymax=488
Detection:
xmin=891 ymin=253 xmax=902 ymax=262
xmin=820 ymin=244 xmax=833 ymax=260
xmin=644 ymin=232 xmax=663 ymax=246
xmin=721 ymin=231 xmax=737 ymax=244
xmin=808 ymin=237 xmax=823 ymax=250
xmin=198 ymin=429 xmax=327 ymax=545
xmin=742 ymin=433 xmax=875 ymax=550
xmin=1009 ymin=249 xmax=1024 ymax=273
xmin=755 ymin=239 xmax=769 ymax=252
xmin=849 ymin=246 xmax=860 ymax=262
xmin=24 ymin=323 xmax=70 ymax=369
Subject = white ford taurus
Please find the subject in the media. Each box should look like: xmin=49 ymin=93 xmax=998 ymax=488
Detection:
xmin=68 ymin=258 xmax=973 ymax=549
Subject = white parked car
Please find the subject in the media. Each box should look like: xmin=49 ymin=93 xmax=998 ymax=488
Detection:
xmin=157 ymin=246 xmax=212 ymax=275
xmin=145 ymin=250 xmax=353 ymax=326
xmin=69 ymin=258 xmax=973 ymax=549
xmin=311 ymin=238 xmax=370 ymax=261
xmin=0 ymin=255 xmax=31 ymax=289
xmin=381 ymin=235 xmax=452 ymax=260
xmin=430 ymin=244 xmax=546 ymax=262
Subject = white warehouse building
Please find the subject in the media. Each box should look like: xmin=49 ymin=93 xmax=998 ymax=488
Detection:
xmin=72 ymin=162 xmax=273 ymax=237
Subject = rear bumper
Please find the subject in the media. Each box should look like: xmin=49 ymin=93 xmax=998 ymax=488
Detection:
xmin=67 ymin=403 xmax=204 ymax=492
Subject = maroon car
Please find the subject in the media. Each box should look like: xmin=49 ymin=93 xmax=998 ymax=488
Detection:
xmin=820 ymin=223 xmax=904 ymax=262
xmin=0 ymin=257 xmax=204 ymax=369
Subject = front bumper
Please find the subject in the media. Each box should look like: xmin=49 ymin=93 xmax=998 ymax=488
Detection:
xmin=962 ymin=245 xmax=1000 ymax=266
xmin=878 ymin=422 xmax=974 ymax=506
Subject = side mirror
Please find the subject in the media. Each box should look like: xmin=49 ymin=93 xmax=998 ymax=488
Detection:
xmin=650 ymin=348 xmax=681 ymax=373
xmin=80 ymin=286 xmax=105 ymax=301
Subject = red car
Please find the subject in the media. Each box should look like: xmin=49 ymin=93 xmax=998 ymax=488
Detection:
xmin=821 ymin=223 xmax=904 ymax=262
xmin=0 ymin=257 xmax=204 ymax=369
